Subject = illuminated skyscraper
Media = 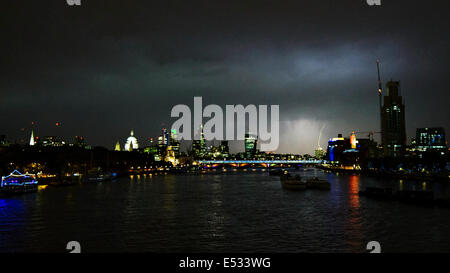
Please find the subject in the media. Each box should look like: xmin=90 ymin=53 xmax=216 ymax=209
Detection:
xmin=326 ymin=134 xmax=347 ymax=163
xmin=220 ymin=141 xmax=230 ymax=158
xmin=162 ymin=128 xmax=169 ymax=145
xmin=381 ymin=81 xmax=406 ymax=157
xmin=326 ymin=134 xmax=360 ymax=164
xmin=124 ymin=130 xmax=139 ymax=151
xmin=416 ymin=127 xmax=446 ymax=151
xmin=192 ymin=125 xmax=205 ymax=159
xmin=245 ymin=133 xmax=257 ymax=159
xmin=315 ymin=147 xmax=324 ymax=159
xmin=170 ymin=129 xmax=180 ymax=157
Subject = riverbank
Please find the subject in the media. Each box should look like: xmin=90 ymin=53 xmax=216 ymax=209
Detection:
xmin=319 ymin=165 xmax=449 ymax=182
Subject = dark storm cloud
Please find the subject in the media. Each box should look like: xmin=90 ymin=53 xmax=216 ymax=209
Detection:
xmin=1 ymin=0 xmax=449 ymax=153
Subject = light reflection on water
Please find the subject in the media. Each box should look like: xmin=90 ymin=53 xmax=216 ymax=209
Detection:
xmin=1 ymin=169 xmax=450 ymax=253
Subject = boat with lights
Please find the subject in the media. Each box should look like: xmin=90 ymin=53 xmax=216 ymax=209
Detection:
xmin=1 ymin=170 xmax=38 ymax=194
xmin=85 ymin=168 xmax=113 ymax=182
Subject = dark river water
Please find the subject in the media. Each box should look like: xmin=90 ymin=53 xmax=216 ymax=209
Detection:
xmin=1 ymin=168 xmax=450 ymax=253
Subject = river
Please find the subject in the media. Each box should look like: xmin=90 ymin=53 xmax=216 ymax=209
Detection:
xmin=1 ymin=168 xmax=450 ymax=253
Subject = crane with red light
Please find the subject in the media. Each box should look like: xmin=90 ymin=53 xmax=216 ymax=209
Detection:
xmin=350 ymin=131 xmax=381 ymax=141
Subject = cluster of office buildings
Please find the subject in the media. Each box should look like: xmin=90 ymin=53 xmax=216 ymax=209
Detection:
xmin=324 ymin=81 xmax=448 ymax=166
xmin=112 ymin=126 xmax=267 ymax=165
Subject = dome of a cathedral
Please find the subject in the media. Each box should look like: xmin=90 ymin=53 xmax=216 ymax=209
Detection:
xmin=124 ymin=130 xmax=139 ymax=151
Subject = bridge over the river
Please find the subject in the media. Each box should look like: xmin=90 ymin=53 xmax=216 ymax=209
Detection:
xmin=196 ymin=160 xmax=322 ymax=167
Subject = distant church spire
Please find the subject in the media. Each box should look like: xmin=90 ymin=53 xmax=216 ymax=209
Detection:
xmin=29 ymin=130 xmax=35 ymax=146
xmin=114 ymin=141 xmax=121 ymax=151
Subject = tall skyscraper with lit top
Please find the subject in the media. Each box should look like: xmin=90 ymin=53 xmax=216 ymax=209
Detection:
xmin=381 ymin=81 xmax=406 ymax=157
xmin=192 ymin=125 xmax=205 ymax=159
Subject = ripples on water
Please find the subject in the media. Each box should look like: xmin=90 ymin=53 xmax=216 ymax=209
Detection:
xmin=1 ymin=169 xmax=450 ymax=253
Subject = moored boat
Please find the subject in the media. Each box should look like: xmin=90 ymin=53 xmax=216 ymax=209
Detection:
xmin=306 ymin=177 xmax=331 ymax=190
xmin=86 ymin=173 xmax=112 ymax=182
xmin=84 ymin=168 xmax=113 ymax=183
xmin=280 ymin=172 xmax=307 ymax=191
xmin=1 ymin=170 xmax=38 ymax=195
xmin=49 ymin=175 xmax=81 ymax=187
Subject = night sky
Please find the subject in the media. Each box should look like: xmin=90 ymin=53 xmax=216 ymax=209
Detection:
xmin=1 ymin=0 xmax=449 ymax=154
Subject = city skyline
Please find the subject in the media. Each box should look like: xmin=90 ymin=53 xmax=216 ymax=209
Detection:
xmin=1 ymin=1 xmax=449 ymax=154
xmin=3 ymin=74 xmax=448 ymax=155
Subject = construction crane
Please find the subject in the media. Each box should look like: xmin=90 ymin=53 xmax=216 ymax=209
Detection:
xmin=351 ymin=131 xmax=381 ymax=141
xmin=377 ymin=60 xmax=383 ymax=140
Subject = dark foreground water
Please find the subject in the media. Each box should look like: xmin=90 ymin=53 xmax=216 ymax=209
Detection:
xmin=1 ymin=168 xmax=450 ymax=253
